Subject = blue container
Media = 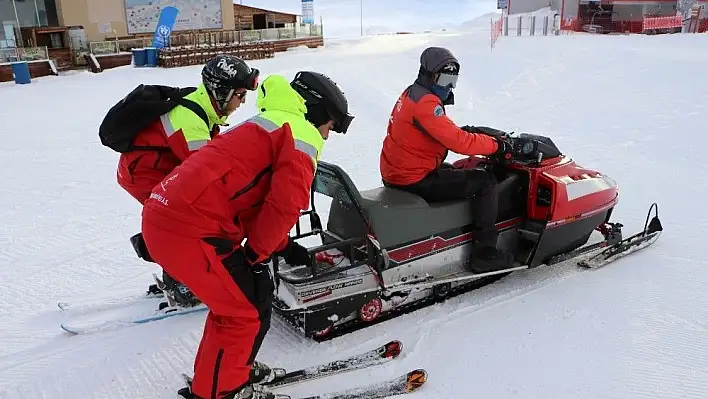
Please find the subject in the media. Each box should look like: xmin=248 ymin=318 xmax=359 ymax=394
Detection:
xmin=144 ymin=47 xmax=157 ymax=67
xmin=132 ymin=48 xmax=147 ymax=67
xmin=11 ymin=61 xmax=31 ymax=84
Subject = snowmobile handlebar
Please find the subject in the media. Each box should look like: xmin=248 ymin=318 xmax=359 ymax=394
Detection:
xmin=468 ymin=126 xmax=563 ymax=165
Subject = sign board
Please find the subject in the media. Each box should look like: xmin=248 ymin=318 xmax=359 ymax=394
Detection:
xmin=125 ymin=0 xmax=222 ymax=34
xmin=98 ymin=22 xmax=112 ymax=34
xmin=302 ymin=0 xmax=315 ymax=24
xmin=497 ymin=0 xmax=508 ymax=9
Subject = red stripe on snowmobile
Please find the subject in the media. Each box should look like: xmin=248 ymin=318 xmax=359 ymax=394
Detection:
xmin=387 ymin=217 xmax=522 ymax=264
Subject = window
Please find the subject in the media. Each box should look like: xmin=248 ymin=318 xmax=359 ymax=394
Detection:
xmin=0 ymin=0 xmax=59 ymax=28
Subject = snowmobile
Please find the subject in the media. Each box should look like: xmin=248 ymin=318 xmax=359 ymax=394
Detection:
xmin=270 ymin=127 xmax=663 ymax=340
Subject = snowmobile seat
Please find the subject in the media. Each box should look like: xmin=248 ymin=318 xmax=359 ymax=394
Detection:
xmin=317 ymin=160 xmax=525 ymax=252
xmin=357 ymin=187 xmax=429 ymax=210
xmin=327 ymin=175 xmax=527 ymax=250
xmin=331 ymin=186 xmax=477 ymax=249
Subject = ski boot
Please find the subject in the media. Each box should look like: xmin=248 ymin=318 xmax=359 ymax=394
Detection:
xmin=178 ymin=375 xmax=275 ymax=399
xmin=250 ymin=361 xmax=283 ymax=386
xmin=162 ymin=271 xmax=201 ymax=308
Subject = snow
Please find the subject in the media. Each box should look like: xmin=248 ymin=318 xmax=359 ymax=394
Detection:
xmin=2 ymin=18 xmax=708 ymax=399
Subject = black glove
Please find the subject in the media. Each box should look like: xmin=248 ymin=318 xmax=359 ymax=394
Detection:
xmin=221 ymin=245 xmax=274 ymax=311
xmin=276 ymin=238 xmax=311 ymax=266
xmin=130 ymin=232 xmax=155 ymax=263
xmin=494 ymin=137 xmax=514 ymax=161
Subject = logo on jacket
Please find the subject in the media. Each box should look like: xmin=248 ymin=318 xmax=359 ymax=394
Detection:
xmin=433 ymin=104 xmax=445 ymax=117
xmin=160 ymin=173 xmax=179 ymax=191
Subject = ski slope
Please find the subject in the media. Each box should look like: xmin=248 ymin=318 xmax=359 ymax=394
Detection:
xmin=2 ymin=18 xmax=708 ymax=399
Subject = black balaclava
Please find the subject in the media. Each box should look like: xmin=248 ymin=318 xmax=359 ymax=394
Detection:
xmin=415 ymin=47 xmax=460 ymax=106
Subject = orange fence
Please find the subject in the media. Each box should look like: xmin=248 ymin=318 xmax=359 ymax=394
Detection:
xmin=558 ymin=15 xmax=690 ymax=34
xmin=491 ymin=14 xmax=504 ymax=50
xmin=642 ymin=15 xmax=683 ymax=31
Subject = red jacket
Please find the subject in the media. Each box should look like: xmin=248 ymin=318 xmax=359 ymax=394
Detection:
xmin=142 ymin=75 xmax=323 ymax=263
xmin=117 ymin=84 xmax=224 ymax=204
xmin=380 ymin=84 xmax=499 ymax=186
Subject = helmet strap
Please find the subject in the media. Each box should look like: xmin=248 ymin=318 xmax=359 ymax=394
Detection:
xmin=209 ymin=88 xmax=234 ymax=115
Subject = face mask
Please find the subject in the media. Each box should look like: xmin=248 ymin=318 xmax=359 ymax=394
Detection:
xmin=431 ymin=84 xmax=452 ymax=102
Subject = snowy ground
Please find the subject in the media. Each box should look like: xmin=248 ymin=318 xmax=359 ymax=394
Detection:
xmin=2 ymin=22 xmax=708 ymax=399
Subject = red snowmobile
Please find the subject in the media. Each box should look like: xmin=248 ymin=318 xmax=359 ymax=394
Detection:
xmin=271 ymin=127 xmax=663 ymax=340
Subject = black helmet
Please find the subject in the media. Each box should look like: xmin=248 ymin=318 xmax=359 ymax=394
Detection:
xmin=202 ymin=54 xmax=260 ymax=111
xmin=290 ymin=71 xmax=353 ymax=134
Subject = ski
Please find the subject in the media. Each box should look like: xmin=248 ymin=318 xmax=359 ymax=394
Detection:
xmin=261 ymin=340 xmax=403 ymax=389
xmin=177 ymin=341 xmax=411 ymax=398
xmin=58 ymin=276 xmax=164 ymax=313
xmin=579 ymin=203 xmax=663 ymax=269
xmin=60 ymin=302 xmax=208 ymax=335
xmin=57 ymin=288 xmax=163 ymax=313
xmin=59 ymin=273 xmax=208 ymax=335
xmin=283 ymin=368 xmax=427 ymax=399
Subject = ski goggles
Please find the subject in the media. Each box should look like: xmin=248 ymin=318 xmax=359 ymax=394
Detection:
xmin=435 ymin=72 xmax=459 ymax=88
xmin=332 ymin=112 xmax=354 ymax=134
xmin=244 ymin=68 xmax=260 ymax=91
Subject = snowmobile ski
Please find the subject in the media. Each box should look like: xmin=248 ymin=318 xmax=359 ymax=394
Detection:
xmin=579 ymin=202 xmax=663 ymax=269
xmin=260 ymin=340 xmax=403 ymax=388
xmin=281 ymin=368 xmax=427 ymax=399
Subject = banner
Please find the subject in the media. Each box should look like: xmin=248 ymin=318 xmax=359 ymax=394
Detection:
xmin=302 ymin=0 xmax=315 ymax=24
xmin=126 ymin=0 xmax=222 ymax=34
xmin=152 ymin=6 xmax=179 ymax=48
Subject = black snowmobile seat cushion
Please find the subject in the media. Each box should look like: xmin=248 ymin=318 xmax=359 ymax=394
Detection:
xmin=359 ymin=187 xmax=429 ymax=210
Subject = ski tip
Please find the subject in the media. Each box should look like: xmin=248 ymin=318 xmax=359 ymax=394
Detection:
xmin=57 ymin=302 xmax=69 ymax=311
xmin=383 ymin=340 xmax=403 ymax=359
xmin=404 ymin=369 xmax=427 ymax=392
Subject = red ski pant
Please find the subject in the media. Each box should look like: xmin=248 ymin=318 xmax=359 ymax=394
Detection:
xmin=141 ymin=220 xmax=273 ymax=399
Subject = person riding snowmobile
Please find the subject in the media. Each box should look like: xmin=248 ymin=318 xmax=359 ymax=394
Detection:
xmin=115 ymin=54 xmax=259 ymax=305
xmin=140 ymin=71 xmax=353 ymax=399
xmin=379 ymin=46 xmax=515 ymax=273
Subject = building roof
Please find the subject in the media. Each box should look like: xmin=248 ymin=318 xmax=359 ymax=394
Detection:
xmin=233 ymin=3 xmax=299 ymax=17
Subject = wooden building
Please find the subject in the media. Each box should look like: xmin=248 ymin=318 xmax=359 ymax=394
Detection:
xmin=19 ymin=26 xmax=73 ymax=70
xmin=233 ymin=4 xmax=299 ymax=30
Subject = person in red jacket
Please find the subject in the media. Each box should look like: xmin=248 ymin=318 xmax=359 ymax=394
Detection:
xmin=116 ymin=54 xmax=259 ymax=305
xmin=141 ymin=71 xmax=353 ymax=399
xmin=380 ymin=46 xmax=514 ymax=273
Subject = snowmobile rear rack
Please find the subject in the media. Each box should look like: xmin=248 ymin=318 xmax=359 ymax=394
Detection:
xmin=275 ymin=233 xmax=389 ymax=285
xmin=273 ymin=162 xmax=390 ymax=286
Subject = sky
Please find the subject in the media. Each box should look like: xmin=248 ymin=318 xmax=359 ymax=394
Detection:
xmin=238 ymin=0 xmax=499 ymax=37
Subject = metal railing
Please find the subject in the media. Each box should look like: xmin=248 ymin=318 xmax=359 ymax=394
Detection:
xmin=0 ymin=46 xmax=48 ymax=63
xmin=89 ymin=24 xmax=323 ymax=55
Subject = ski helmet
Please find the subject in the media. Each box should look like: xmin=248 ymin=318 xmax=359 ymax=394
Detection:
xmin=418 ymin=47 xmax=460 ymax=88
xmin=202 ymin=54 xmax=260 ymax=112
xmin=290 ymin=71 xmax=354 ymax=134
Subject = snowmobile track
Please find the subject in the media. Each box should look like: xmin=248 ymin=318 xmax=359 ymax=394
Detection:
xmin=281 ymin=252 xmax=600 ymax=341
